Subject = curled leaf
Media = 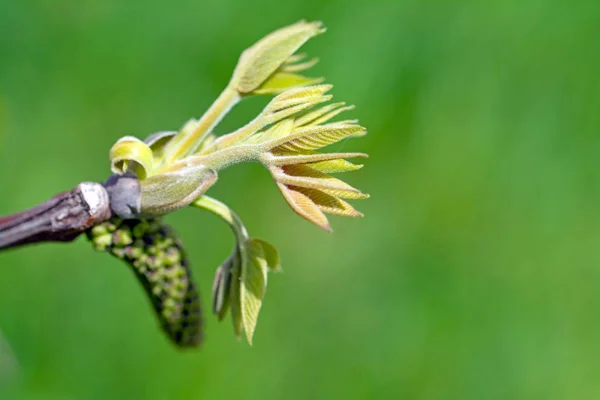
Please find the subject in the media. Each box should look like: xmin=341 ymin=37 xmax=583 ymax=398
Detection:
xmin=109 ymin=136 xmax=154 ymax=179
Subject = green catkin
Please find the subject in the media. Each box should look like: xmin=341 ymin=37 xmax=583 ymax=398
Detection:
xmin=87 ymin=218 xmax=203 ymax=348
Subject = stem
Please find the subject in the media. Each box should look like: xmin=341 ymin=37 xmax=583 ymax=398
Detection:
xmin=162 ymin=144 xmax=263 ymax=175
xmin=0 ymin=183 xmax=111 ymax=250
xmin=208 ymin=113 xmax=264 ymax=152
xmin=191 ymin=196 xmax=248 ymax=243
xmin=161 ymin=86 xmax=240 ymax=167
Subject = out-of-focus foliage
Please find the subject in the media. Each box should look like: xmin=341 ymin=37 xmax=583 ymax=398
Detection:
xmin=0 ymin=1 xmax=598 ymax=399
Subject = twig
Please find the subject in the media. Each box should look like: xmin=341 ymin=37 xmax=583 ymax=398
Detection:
xmin=0 ymin=182 xmax=111 ymax=250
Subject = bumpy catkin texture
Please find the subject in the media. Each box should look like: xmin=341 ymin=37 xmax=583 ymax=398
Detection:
xmin=86 ymin=218 xmax=203 ymax=347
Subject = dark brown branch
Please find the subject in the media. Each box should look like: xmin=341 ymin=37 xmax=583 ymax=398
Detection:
xmin=0 ymin=183 xmax=112 ymax=250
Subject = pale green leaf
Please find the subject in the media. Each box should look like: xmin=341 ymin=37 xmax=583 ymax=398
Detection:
xmin=254 ymin=239 xmax=281 ymax=271
xmin=265 ymin=97 xmax=330 ymax=126
xmin=309 ymin=158 xmax=364 ymax=173
xmin=267 ymin=84 xmax=332 ymax=112
xmin=294 ymin=187 xmax=364 ymax=218
xmin=284 ymin=53 xmax=308 ymax=64
xmin=322 ymin=189 xmax=370 ymax=200
xmin=275 ymin=181 xmax=331 ymax=231
xmin=231 ymin=20 xmax=325 ymax=94
xmin=276 ymin=164 xmax=368 ymax=199
xmin=241 ymin=239 xmax=269 ymax=344
xmin=268 ymin=123 xmax=366 ymax=153
xmin=295 ymin=102 xmax=355 ymax=127
xmin=270 ymin=152 xmax=367 ymax=167
xmin=244 ymin=118 xmax=294 ymax=145
xmin=281 ymin=57 xmax=319 ymax=73
xmin=253 ymin=72 xmax=324 ymax=95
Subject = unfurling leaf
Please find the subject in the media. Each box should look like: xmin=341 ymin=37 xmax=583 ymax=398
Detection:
xmin=281 ymin=57 xmax=319 ymax=73
xmin=241 ymin=239 xmax=269 ymax=344
xmin=100 ymin=22 xmax=369 ymax=348
xmin=86 ymin=218 xmax=203 ymax=348
xmin=277 ymin=164 xmax=368 ymax=198
xmin=275 ymin=181 xmax=331 ymax=231
xmin=293 ymin=187 xmax=363 ymax=218
xmin=210 ymin=85 xmax=332 ymax=150
xmin=253 ymin=72 xmax=324 ymax=95
xmin=309 ymin=158 xmax=364 ymax=173
xmin=109 ymin=136 xmax=154 ymax=179
xmin=294 ymin=102 xmax=354 ymax=127
xmin=267 ymin=123 xmax=366 ymax=153
xmin=269 ymin=152 xmax=367 ymax=168
xmin=230 ymin=20 xmax=325 ymax=95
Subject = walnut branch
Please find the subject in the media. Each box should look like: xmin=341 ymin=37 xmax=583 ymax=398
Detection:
xmin=0 ymin=175 xmax=141 ymax=251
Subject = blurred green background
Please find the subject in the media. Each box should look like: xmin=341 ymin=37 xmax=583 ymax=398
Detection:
xmin=0 ymin=0 xmax=599 ymax=399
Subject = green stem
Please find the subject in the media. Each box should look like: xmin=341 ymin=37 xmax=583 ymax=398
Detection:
xmin=191 ymin=196 xmax=248 ymax=243
xmin=161 ymin=86 xmax=240 ymax=168
xmin=158 ymin=145 xmax=263 ymax=177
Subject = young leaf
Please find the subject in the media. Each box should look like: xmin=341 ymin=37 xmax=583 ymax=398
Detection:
xmin=254 ymin=239 xmax=282 ymax=272
xmin=309 ymin=158 xmax=364 ymax=173
xmin=267 ymin=123 xmax=366 ymax=153
xmin=269 ymin=152 xmax=367 ymax=167
xmin=275 ymin=181 xmax=331 ymax=231
xmin=109 ymin=136 xmax=154 ymax=179
xmin=212 ymin=251 xmax=237 ymax=320
xmin=241 ymin=239 xmax=269 ymax=344
xmin=294 ymin=102 xmax=354 ymax=127
xmin=281 ymin=57 xmax=319 ymax=73
xmin=293 ymin=187 xmax=363 ymax=217
xmin=230 ymin=20 xmax=325 ymax=94
xmin=230 ymin=261 xmax=243 ymax=339
xmin=278 ymin=164 xmax=367 ymax=198
xmin=253 ymin=72 xmax=324 ymax=95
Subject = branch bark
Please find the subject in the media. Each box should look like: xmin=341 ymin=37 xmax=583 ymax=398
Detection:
xmin=0 ymin=182 xmax=111 ymax=251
